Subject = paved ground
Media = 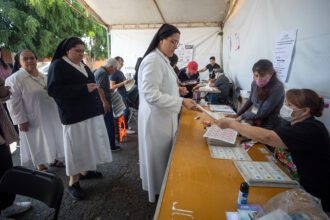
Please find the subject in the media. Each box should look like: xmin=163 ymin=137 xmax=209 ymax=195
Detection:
xmin=10 ymin=121 xmax=157 ymax=220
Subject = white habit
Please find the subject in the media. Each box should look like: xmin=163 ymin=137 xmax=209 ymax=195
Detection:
xmin=63 ymin=115 xmax=112 ymax=176
xmin=138 ymin=49 xmax=183 ymax=202
xmin=5 ymin=69 xmax=64 ymax=166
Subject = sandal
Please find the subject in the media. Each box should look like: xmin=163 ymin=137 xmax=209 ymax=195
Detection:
xmin=50 ymin=159 xmax=65 ymax=168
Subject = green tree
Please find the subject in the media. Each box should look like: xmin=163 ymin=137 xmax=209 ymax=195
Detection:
xmin=0 ymin=0 xmax=107 ymax=63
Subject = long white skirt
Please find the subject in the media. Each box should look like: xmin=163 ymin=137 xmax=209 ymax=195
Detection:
xmin=63 ymin=115 xmax=112 ymax=176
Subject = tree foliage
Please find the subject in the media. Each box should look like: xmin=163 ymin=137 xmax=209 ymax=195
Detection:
xmin=0 ymin=0 xmax=107 ymax=60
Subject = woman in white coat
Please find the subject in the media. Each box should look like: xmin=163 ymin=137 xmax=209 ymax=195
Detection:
xmin=138 ymin=23 xmax=198 ymax=203
xmin=5 ymin=50 xmax=64 ymax=171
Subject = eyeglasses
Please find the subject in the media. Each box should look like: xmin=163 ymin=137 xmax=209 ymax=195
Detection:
xmin=22 ymin=56 xmax=36 ymax=62
xmin=168 ymin=39 xmax=179 ymax=46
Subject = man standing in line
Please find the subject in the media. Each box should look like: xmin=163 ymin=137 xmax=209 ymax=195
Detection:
xmin=94 ymin=58 xmax=121 ymax=151
xmin=109 ymin=56 xmax=135 ymax=134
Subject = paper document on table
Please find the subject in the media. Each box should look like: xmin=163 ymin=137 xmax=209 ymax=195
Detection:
xmin=234 ymin=161 xmax=299 ymax=188
xmin=196 ymin=104 xmax=223 ymax=120
xmin=209 ymin=146 xmax=252 ymax=161
xmin=210 ymin=105 xmax=236 ymax=114
xmin=203 ymin=125 xmax=238 ymax=146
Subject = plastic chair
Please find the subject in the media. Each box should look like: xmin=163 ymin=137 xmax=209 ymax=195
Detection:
xmin=0 ymin=166 xmax=64 ymax=220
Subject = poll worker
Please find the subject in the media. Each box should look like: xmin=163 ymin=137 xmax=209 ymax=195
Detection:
xmin=217 ymin=89 xmax=330 ymax=212
xmin=138 ymin=23 xmax=198 ymax=203
xmin=227 ymin=59 xmax=284 ymax=130
xmin=198 ymin=56 xmax=223 ymax=79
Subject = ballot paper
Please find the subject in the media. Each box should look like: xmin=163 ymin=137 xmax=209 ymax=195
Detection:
xmin=234 ymin=161 xmax=299 ymax=188
xmin=203 ymin=125 xmax=238 ymax=146
xmin=197 ymin=104 xmax=222 ymax=120
xmin=209 ymin=105 xmax=236 ymax=114
xmin=209 ymin=145 xmax=252 ymax=161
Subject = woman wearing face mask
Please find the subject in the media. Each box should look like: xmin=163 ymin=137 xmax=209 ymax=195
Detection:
xmin=216 ymin=89 xmax=330 ymax=212
xmin=227 ymin=59 xmax=284 ymax=129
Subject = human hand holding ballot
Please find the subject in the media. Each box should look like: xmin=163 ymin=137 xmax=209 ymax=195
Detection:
xmin=183 ymin=98 xmax=201 ymax=111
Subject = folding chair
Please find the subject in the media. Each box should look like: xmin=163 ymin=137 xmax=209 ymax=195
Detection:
xmin=0 ymin=166 xmax=64 ymax=220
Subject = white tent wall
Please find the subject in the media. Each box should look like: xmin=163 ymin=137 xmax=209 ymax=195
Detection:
xmin=111 ymin=26 xmax=222 ymax=80
xmin=223 ymin=0 xmax=330 ymax=131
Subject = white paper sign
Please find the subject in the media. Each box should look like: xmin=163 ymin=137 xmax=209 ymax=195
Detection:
xmin=273 ymin=29 xmax=298 ymax=82
xmin=175 ymin=44 xmax=194 ymax=69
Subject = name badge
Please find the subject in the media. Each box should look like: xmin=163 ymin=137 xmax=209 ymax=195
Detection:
xmin=251 ymin=106 xmax=258 ymax=114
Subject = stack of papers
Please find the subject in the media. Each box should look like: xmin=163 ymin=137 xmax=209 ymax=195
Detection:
xmin=234 ymin=161 xmax=300 ymax=188
xmin=209 ymin=105 xmax=236 ymax=114
xmin=209 ymin=146 xmax=252 ymax=161
xmin=203 ymin=125 xmax=238 ymax=147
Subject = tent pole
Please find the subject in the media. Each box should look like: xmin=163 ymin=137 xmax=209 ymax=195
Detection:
xmin=107 ymin=26 xmax=111 ymax=58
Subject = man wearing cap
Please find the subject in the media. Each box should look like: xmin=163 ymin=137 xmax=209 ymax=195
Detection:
xmin=178 ymin=61 xmax=200 ymax=98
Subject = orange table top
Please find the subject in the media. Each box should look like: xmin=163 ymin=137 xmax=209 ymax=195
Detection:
xmin=155 ymin=108 xmax=289 ymax=220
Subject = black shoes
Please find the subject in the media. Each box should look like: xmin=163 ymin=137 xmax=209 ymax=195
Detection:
xmin=67 ymin=182 xmax=86 ymax=200
xmin=111 ymin=145 xmax=121 ymax=152
xmin=80 ymin=171 xmax=103 ymax=180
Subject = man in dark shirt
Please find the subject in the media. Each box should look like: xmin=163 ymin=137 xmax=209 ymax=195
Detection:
xmin=109 ymin=56 xmax=135 ymax=134
xmin=205 ymin=73 xmax=231 ymax=104
xmin=178 ymin=61 xmax=200 ymax=98
xmin=94 ymin=58 xmax=121 ymax=151
xmin=198 ymin=56 xmax=223 ymax=79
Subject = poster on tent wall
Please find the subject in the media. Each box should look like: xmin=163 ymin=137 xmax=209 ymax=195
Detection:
xmin=175 ymin=44 xmax=194 ymax=69
xmin=273 ymin=29 xmax=298 ymax=82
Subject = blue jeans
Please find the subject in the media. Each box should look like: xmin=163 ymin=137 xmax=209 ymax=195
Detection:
xmin=104 ymin=107 xmax=116 ymax=149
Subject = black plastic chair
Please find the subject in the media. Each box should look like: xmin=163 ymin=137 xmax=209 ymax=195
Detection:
xmin=0 ymin=166 xmax=64 ymax=220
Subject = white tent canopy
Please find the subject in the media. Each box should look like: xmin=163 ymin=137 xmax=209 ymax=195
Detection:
xmin=78 ymin=0 xmax=231 ymax=28
xmin=78 ymin=0 xmax=330 ymax=131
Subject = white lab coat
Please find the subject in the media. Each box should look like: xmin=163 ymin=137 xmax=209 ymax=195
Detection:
xmin=138 ymin=49 xmax=183 ymax=202
xmin=5 ymin=68 xmax=64 ymax=166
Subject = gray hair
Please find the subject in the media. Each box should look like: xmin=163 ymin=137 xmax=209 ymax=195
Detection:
xmin=103 ymin=58 xmax=117 ymax=68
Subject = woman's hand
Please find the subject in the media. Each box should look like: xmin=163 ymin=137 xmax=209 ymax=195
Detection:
xmin=19 ymin=122 xmax=29 ymax=132
xmin=87 ymin=83 xmax=98 ymax=93
xmin=179 ymin=87 xmax=188 ymax=96
xmin=182 ymin=98 xmax=200 ymax=111
xmin=192 ymin=85 xmax=200 ymax=91
xmin=225 ymin=114 xmax=239 ymax=118
xmin=215 ymin=118 xmax=233 ymax=129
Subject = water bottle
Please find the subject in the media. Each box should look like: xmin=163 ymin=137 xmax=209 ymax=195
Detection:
xmin=237 ymin=182 xmax=249 ymax=205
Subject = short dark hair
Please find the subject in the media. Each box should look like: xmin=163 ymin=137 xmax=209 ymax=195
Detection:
xmin=252 ymin=59 xmax=275 ymax=76
xmin=210 ymin=56 xmax=215 ymax=60
xmin=115 ymin=56 xmax=123 ymax=62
